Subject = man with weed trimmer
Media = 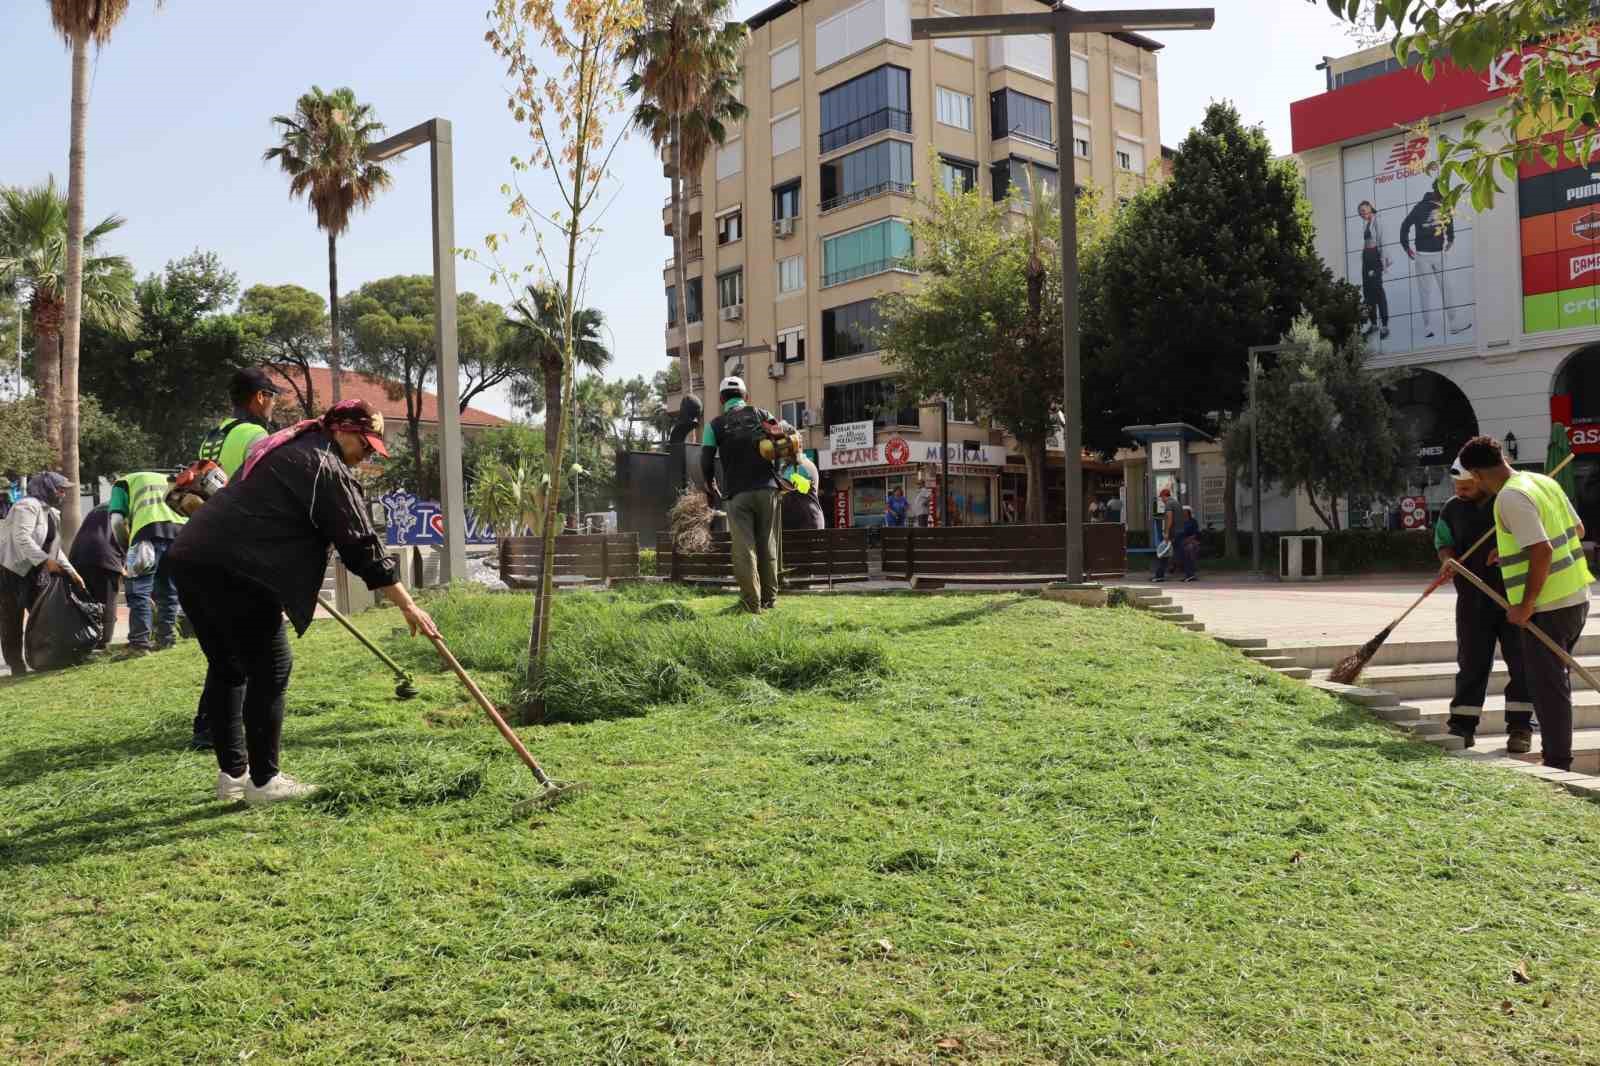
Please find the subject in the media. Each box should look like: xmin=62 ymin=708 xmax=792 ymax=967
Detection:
xmin=1458 ymin=436 xmax=1593 ymax=771
xmin=1435 ymin=458 xmax=1533 ymax=750
xmin=167 ymin=399 xmax=439 ymax=805
xmin=701 ymin=376 xmax=793 ymax=614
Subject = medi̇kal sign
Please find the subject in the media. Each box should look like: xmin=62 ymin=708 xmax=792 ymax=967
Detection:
xmin=818 ymin=438 xmax=1005 ymax=471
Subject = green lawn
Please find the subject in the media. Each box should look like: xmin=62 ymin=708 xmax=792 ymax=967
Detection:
xmin=4 ymin=586 xmax=1600 ymax=1064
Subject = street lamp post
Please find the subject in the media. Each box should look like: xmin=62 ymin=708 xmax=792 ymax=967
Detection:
xmin=912 ymin=5 xmax=1213 ymax=583
xmin=365 ymin=119 xmax=467 ymax=585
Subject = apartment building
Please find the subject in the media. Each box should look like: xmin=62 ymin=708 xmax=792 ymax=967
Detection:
xmin=663 ymin=0 xmax=1162 ymax=527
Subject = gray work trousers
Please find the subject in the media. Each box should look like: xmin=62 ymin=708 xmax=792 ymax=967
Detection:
xmin=728 ymin=488 xmax=779 ymax=612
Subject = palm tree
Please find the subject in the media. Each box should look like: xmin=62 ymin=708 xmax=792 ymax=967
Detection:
xmin=506 ymin=284 xmax=611 ymax=465
xmin=49 ymin=0 xmax=162 ymax=537
xmin=264 ymin=86 xmax=391 ymax=405
xmin=0 ymin=179 xmax=137 ymax=464
xmin=623 ymin=0 xmax=747 ymax=409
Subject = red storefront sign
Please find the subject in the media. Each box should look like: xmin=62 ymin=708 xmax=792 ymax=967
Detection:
xmin=833 ymin=489 xmax=849 ymax=528
xmin=1552 ymin=394 xmax=1600 ymax=454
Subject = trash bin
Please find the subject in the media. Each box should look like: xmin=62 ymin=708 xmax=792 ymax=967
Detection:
xmin=1278 ymin=535 xmax=1324 ymax=582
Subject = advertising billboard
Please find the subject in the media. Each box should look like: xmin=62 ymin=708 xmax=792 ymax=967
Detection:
xmin=1342 ymin=122 xmax=1476 ymax=355
xmin=1519 ymin=155 xmax=1600 ymax=332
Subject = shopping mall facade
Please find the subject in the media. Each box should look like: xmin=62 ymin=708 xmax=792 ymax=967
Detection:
xmin=1291 ymin=43 xmax=1600 ymax=535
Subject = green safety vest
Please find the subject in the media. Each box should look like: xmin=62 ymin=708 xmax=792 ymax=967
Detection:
xmin=1495 ymin=471 xmax=1593 ymax=607
xmin=198 ymin=416 xmax=269 ymax=478
xmin=122 ymin=471 xmax=187 ymax=543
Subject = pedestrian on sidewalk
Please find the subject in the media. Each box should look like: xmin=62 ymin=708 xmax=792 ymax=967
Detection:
xmin=1434 ymin=458 xmax=1533 ymax=750
xmin=0 ymin=473 xmax=84 ymax=675
xmin=910 ymin=483 xmax=931 ymax=528
xmin=67 ymin=503 xmax=128 ymax=653
xmin=1178 ymin=505 xmax=1201 ymax=582
xmin=167 ymin=399 xmax=439 ymax=805
xmin=1459 ymin=436 xmax=1592 ymax=771
xmin=1152 ymin=487 xmax=1178 ymax=582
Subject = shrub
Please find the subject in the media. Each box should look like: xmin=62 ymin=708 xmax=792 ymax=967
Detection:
xmin=638 ymin=548 xmax=657 ymax=576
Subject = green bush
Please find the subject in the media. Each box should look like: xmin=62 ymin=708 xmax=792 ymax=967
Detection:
xmin=638 ymin=548 xmax=657 ymax=576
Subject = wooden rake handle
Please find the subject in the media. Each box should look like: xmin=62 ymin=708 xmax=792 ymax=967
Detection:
xmin=1444 ymin=559 xmax=1600 ymax=693
xmin=427 ymin=633 xmax=555 ymax=787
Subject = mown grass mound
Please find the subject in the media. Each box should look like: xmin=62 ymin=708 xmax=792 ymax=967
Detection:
xmin=404 ymin=584 xmax=890 ymax=723
xmin=308 ymin=742 xmax=489 ymax=814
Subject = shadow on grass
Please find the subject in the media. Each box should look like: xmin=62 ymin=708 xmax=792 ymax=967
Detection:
xmin=890 ymin=595 xmax=1028 ymax=634
xmin=0 ymin=800 xmax=243 ymax=869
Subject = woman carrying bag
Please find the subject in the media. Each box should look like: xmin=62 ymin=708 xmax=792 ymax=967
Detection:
xmin=0 ymin=473 xmax=85 ymax=675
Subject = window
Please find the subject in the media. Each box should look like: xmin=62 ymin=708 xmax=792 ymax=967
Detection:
xmin=773 ymin=180 xmax=801 ymax=220
xmin=936 ymin=86 xmax=973 ymax=130
xmin=823 ymin=376 xmax=919 ymax=430
xmin=717 ymin=270 xmax=743 ymax=309
xmin=819 ymin=64 xmax=911 ymax=153
xmin=933 ymin=7 xmax=973 ymax=56
xmin=777 ymin=328 xmax=805 ymax=364
xmin=822 ymin=297 xmax=883 ymax=360
xmin=815 ymin=0 xmax=911 ymax=71
xmin=717 ymin=210 xmax=742 ymax=245
xmin=939 ymin=156 xmax=976 ymax=195
xmin=988 ymin=35 xmax=1051 ymax=80
xmin=780 ymin=399 xmax=808 ymax=427
xmin=820 ymin=139 xmax=914 ymax=211
xmin=1116 ymin=136 xmax=1143 ymax=173
xmin=1114 ymin=69 xmax=1142 ymax=111
xmin=821 ymin=219 xmax=913 ymax=287
xmin=667 ymin=279 xmax=703 ymax=324
xmin=1070 ymin=53 xmax=1088 ymax=92
xmin=716 ymin=138 xmax=743 ymax=180
xmin=991 ymin=157 xmax=1059 ymax=204
xmin=1073 ymin=120 xmax=1090 ymax=159
xmin=771 ymin=110 xmax=802 ymax=156
xmin=778 ymin=255 xmax=805 ymax=294
xmin=989 ymin=89 xmax=1052 ymax=147
xmin=947 ymin=394 xmax=978 ymax=423
xmin=771 ymin=41 xmax=800 ymax=88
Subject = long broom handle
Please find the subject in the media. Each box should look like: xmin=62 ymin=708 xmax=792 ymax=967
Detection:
xmin=1445 ymin=559 xmax=1600 ymax=693
xmin=316 ymin=594 xmax=412 ymax=681
xmin=1381 ymin=452 xmax=1581 ymax=635
xmin=427 ymin=632 xmax=555 ymax=787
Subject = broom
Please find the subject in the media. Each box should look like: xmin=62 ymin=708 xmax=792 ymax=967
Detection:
xmin=668 ymin=486 xmax=724 ymax=555
xmin=1327 ymin=452 xmax=1578 ymax=685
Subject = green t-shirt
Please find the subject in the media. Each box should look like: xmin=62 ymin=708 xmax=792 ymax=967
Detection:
xmin=702 ymin=397 xmax=747 ymax=446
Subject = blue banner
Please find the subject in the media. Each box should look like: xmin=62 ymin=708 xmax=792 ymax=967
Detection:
xmin=380 ymin=490 xmax=506 ymax=547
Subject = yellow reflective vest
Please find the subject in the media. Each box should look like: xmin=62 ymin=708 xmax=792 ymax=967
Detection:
xmin=1495 ymin=471 xmax=1592 ymax=607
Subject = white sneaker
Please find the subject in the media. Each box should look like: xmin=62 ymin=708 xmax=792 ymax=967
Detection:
xmin=216 ymin=769 xmax=249 ymax=802
xmin=244 ymin=773 xmax=320 ymax=805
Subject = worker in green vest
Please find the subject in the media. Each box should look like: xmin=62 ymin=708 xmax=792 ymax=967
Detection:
xmin=199 ymin=367 xmax=282 ymax=478
xmin=1459 ymin=435 xmax=1593 ymax=771
xmin=110 ymin=470 xmax=187 ymax=654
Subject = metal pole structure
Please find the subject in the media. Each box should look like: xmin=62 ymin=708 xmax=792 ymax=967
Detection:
xmin=1250 ymin=348 xmax=1261 ymax=574
xmin=940 ymin=399 xmax=950 ymax=526
xmin=1053 ymin=18 xmax=1082 ymax=581
xmin=367 ymin=119 xmax=466 ymax=586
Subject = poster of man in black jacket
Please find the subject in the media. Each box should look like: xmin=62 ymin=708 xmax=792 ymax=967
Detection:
xmin=1400 ymin=188 xmax=1473 ymax=341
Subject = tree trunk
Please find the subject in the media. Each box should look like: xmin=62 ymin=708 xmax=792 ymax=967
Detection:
xmin=301 ymin=363 xmax=316 ymax=420
xmin=327 ymin=231 xmax=342 ymax=404
xmin=33 ymin=303 xmax=62 ymax=467
xmin=543 ymin=353 xmax=562 ymax=462
xmin=1306 ymin=487 xmax=1335 ymax=531
xmin=408 ymin=402 xmax=425 ymax=499
xmin=59 ymin=31 xmax=91 ymax=542
xmin=670 ymin=119 xmax=694 ymax=417
xmin=1223 ymin=459 xmax=1239 ymax=559
xmin=1023 ymin=435 xmax=1046 ymax=525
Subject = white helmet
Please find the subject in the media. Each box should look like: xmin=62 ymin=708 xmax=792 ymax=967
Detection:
xmin=719 ymin=375 xmax=747 ymax=396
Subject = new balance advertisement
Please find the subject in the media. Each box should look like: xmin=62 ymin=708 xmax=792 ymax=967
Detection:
xmin=1342 ymin=122 xmax=1477 ymax=355
xmin=1519 ymin=155 xmax=1600 ymax=332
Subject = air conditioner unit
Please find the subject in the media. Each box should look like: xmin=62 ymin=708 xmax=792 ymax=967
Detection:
xmin=720 ymin=304 xmax=743 ymax=321
xmin=773 ymin=218 xmax=795 ymax=238
xmin=767 ymin=362 xmax=787 ymax=379
xmin=801 ymin=409 xmax=818 ymax=427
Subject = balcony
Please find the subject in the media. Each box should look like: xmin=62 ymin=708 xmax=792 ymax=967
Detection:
xmin=662 ymin=184 xmax=702 ymax=210
xmin=820 ymin=257 xmax=912 ymax=289
xmin=663 ymin=237 xmax=704 ymax=271
xmin=995 ymin=127 xmax=1056 ymax=152
xmin=819 ymin=108 xmax=911 ymax=155
xmin=820 ymin=180 xmax=914 ymax=215
xmin=662 ymin=185 xmax=703 ymax=234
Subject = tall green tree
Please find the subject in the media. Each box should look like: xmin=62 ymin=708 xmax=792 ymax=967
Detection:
xmin=505 ymin=284 xmax=612 ymax=461
xmin=240 ymin=283 xmax=327 ymax=418
xmin=78 ymin=250 xmax=251 ymax=466
xmin=264 ymin=86 xmax=391 ymax=405
xmin=49 ymin=0 xmax=162 ymax=538
xmin=1081 ymin=101 xmax=1360 ymax=555
xmin=454 ymin=294 xmax=519 ymax=414
xmin=1223 ymin=316 xmax=1412 ymax=530
xmin=0 ymin=178 xmax=136 ymax=468
xmin=623 ymin=0 xmax=747 ymax=405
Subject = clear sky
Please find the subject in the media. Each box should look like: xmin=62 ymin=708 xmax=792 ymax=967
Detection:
xmin=1 ymin=1 xmax=1360 ymax=420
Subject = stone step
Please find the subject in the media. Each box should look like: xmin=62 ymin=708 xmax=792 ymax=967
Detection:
xmin=1274 ymin=666 xmax=1313 ymax=680
xmin=1178 ymin=621 xmax=1206 ymax=632
xmin=1147 ymin=604 xmax=1184 ymax=615
xmin=1250 ymin=655 xmax=1301 ymax=670
xmin=1217 ymin=636 xmax=1270 ymax=650
xmin=1401 ymin=692 xmax=1600 ymax=732
xmin=1276 ymin=631 xmax=1600 ymax=671
xmin=1314 ymin=654 xmax=1600 ymax=701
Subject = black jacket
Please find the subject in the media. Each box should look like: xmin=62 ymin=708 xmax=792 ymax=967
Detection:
xmin=68 ymin=504 xmax=125 ymax=575
xmin=702 ymin=401 xmax=781 ymax=499
xmin=1400 ymin=193 xmax=1454 ymax=255
xmin=168 ymin=429 xmax=396 ymax=635
xmin=1437 ymin=495 xmax=1504 ymax=599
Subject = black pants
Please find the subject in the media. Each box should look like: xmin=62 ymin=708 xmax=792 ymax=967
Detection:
xmin=1521 ymin=601 xmax=1590 ymax=771
xmin=0 ymin=567 xmax=35 ymax=673
xmin=78 ymin=566 xmax=120 ymax=649
xmin=1361 ymin=250 xmax=1389 ymax=327
xmin=1450 ymin=591 xmax=1532 ymax=734
xmin=172 ymin=562 xmax=293 ymax=786
xmin=190 ymin=665 xmax=244 ymax=747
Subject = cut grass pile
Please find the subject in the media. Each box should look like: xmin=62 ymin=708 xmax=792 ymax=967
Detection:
xmin=4 ymin=585 xmax=1600 ymax=1063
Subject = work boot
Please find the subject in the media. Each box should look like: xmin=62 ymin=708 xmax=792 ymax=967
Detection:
xmin=1507 ymin=728 xmax=1534 ymax=755
xmin=244 ymin=773 xmax=319 ymax=805
xmin=216 ymin=769 xmax=249 ymax=803
xmin=1445 ymin=714 xmax=1476 ymax=749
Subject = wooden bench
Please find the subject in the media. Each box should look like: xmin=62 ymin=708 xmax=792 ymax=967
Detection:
xmin=497 ymin=533 xmax=641 ymax=588
xmin=656 ymin=528 xmax=872 ymax=588
xmin=880 ymin=523 xmax=1127 ymax=587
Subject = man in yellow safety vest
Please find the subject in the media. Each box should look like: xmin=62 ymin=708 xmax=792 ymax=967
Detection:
xmin=111 ymin=470 xmax=187 ymax=654
xmin=1459 ymin=435 xmax=1593 ymax=771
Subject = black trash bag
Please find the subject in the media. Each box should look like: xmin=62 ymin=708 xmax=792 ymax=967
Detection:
xmin=24 ymin=574 xmax=105 ymax=671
